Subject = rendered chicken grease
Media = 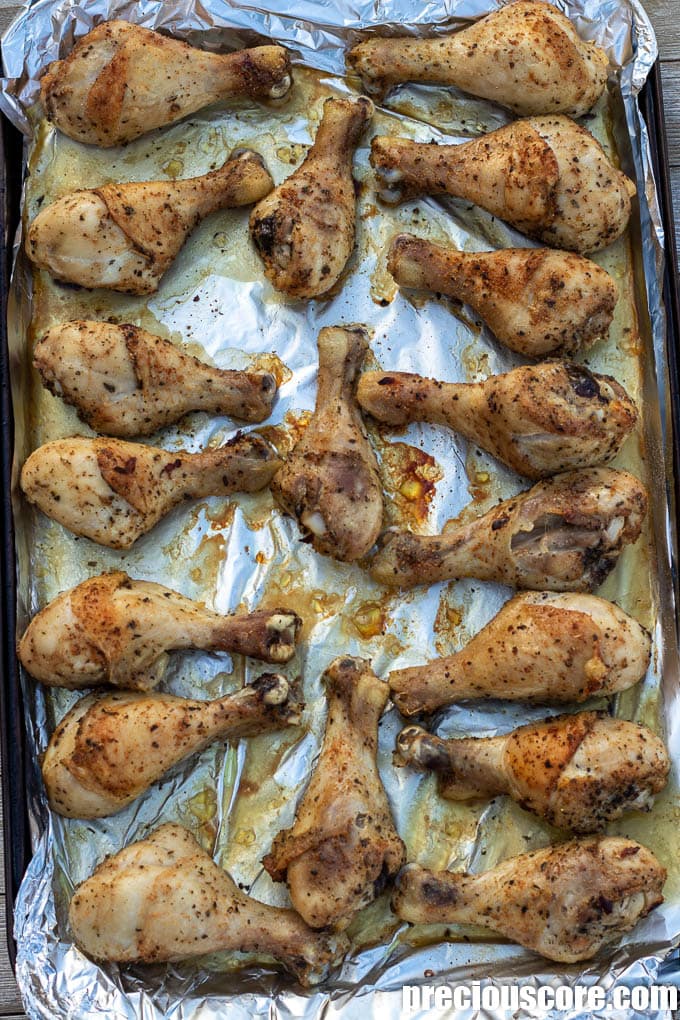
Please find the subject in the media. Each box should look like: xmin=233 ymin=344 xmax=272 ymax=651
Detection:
xmin=2 ymin=0 xmax=679 ymax=1017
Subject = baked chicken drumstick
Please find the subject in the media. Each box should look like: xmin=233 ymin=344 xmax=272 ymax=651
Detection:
xmin=20 ymin=433 xmax=280 ymax=549
xmin=388 ymin=591 xmax=651 ymax=716
xmin=358 ymin=362 xmax=636 ymax=480
xmin=396 ymin=711 xmax=669 ymax=833
xmin=272 ymin=326 xmax=383 ymax=561
xmin=19 ymin=571 xmax=300 ymax=690
xmin=387 ymin=234 xmax=618 ymax=358
xmin=26 ymin=149 xmax=273 ymax=294
xmin=393 ymin=837 xmax=665 ymax=963
xmin=250 ymin=96 xmax=373 ymax=298
xmin=347 ymin=0 xmax=608 ymax=117
xmin=370 ymin=467 xmax=647 ymax=591
xmin=263 ymin=656 xmax=405 ymax=929
xmin=41 ymin=21 xmax=292 ymax=147
xmin=69 ymin=823 xmax=348 ymax=984
xmin=44 ymin=674 xmax=300 ymax=817
xmin=371 ymin=117 xmax=635 ymax=254
xmin=34 ymin=320 xmax=277 ymax=436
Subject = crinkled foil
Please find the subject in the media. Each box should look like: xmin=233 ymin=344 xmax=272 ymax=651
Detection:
xmin=1 ymin=1 xmax=679 ymax=1017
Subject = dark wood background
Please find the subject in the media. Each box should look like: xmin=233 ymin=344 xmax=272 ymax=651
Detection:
xmin=0 ymin=0 xmax=676 ymax=1014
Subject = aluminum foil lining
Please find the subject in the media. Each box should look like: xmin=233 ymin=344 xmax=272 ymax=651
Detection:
xmin=2 ymin=1 xmax=679 ymax=1018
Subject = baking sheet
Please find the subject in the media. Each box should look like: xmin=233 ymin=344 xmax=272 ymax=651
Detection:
xmin=2 ymin=1 xmax=680 ymax=1017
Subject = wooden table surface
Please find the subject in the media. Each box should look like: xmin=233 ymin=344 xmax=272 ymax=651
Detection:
xmin=0 ymin=1 xmax=678 ymax=1016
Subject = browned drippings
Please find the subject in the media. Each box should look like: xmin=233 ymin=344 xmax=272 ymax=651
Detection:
xmin=192 ymin=532 xmax=227 ymax=581
xmin=433 ymin=592 xmax=465 ymax=657
xmin=351 ymin=599 xmax=387 ymax=639
xmin=467 ymin=467 xmax=491 ymax=503
xmin=256 ymin=409 xmax=313 ymax=459
xmin=256 ymin=569 xmax=344 ymax=641
xmin=378 ymin=440 xmax=443 ymax=528
xmin=250 ymin=351 xmax=293 ymax=387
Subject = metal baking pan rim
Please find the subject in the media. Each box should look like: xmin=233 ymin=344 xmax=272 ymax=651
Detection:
xmin=0 ymin=53 xmax=678 ymax=983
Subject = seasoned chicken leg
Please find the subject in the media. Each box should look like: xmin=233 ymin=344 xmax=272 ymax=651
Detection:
xmin=34 ymin=320 xmax=277 ymax=436
xmin=20 ymin=433 xmax=280 ymax=549
xmin=41 ymin=20 xmax=292 ymax=147
xmin=44 ymin=674 xmax=301 ymax=817
xmin=387 ymin=235 xmax=618 ymax=358
xmin=69 ymin=823 xmax=348 ymax=984
xmin=250 ymin=96 xmax=373 ymax=298
xmin=348 ymin=1 xmax=608 ymax=117
xmin=272 ymin=326 xmax=383 ymax=562
xmin=371 ymin=117 xmax=636 ymax=253
xmin=388 ymin=592 xmax=651 ymax=716
xmin=263 ymin=657 xmax=405 ymax=930
xmin=358 ymin=362 xmax=636 ymax=480
xmin=26 ymin=149 xmax=273 ymax=294
xmin=19 ymin=571 xmax=300 ymax=690
xmin=393 ymin=837 xmax=665 ymax=963
xmin=396 ymin=712 xmax=669 ymax=833
xmin=370 ymin=467 xmax=647 ymax=591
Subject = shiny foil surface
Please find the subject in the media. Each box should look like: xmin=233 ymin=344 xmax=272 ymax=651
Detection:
xmin=1 ymin=1 xmax=679 ymax=1017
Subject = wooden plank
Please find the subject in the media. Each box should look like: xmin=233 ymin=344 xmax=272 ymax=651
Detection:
xmin=660 ymin=63 xmax=680 ymax=168
xmin=671 ymin=169 xmax=680 ymax=271
xmin=643 ymin=0 xmax=680 ymax=61
xmin=0 ymin=771 xmax=22 ymax=1015
xmin=0 ymin=896 xmax=22 ymax=1016
xmin=0 ymin=2 xmax=673 ymax=1019
xmin=0 ymin=948 xmax=21 ymax=1017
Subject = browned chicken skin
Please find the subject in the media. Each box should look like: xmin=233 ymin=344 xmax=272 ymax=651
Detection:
xmin=34 ymin=320 xmax=278 ymax=436
xmin=370 ymin=468 xmax=647 ymax=591
xmin=387 ymin=234 xmax=618 ymax=358
xmin=69 ymin=823 xmax=348 ymax=984
xmin=347 ymin=1 xmax=608 ymax=116
xmin=393 ymin=837 xmax=666 ymax=963
xmin=357 ymin=362 xmax=636 ymax=480
xmin=43 ymin=674 xmax=301 ymax=818
xmin=18 ymin=571 xmax=300 ymax=690
xmin=41 ymin=20 xmax=292 ymax=146
xmin=388 ymin=592 xmax=651 ymax=716
xmin=263 ymin=656 xmax=405 ymax=930
xmin=272 ymin=326 xmax=383 ymax=562
xmin=396 ymin=712 xmax=669 ymax=833
xmin=26 ymin=149 xmax=273 ymax=294
xmin=20 ymin=433 xmax=280 ymax=549
xmin=371 ymin=117 xmax=636 ymax=254
xmin=250 ymin=96 xmax=373 ymax=298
